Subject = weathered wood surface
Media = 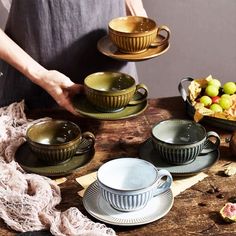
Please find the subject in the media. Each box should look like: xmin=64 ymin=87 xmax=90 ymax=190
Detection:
xmin=1 ymin=96 xmax=236 ymax=236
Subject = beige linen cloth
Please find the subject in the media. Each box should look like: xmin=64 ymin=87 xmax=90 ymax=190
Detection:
xmin=0 ymin=101 xmax=116 ymax=236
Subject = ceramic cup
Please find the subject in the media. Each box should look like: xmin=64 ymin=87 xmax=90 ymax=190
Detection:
xmin=151 ymin=119 xmax=220 ymax=165
xmin=97 ymin=158 xmax=172 ymax=212
xmin=26 ymin=120 xmax=95 ymax=164
xmin=84 ymin=71 xmax=148 ymax=112
xmin=108 ymin=16 xmax=170 ymax=54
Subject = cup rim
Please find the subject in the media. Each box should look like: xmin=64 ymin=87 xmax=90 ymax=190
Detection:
xmin=108 ymin=16 xmax=157 ymax=34
xmin=151 ymin=119 xmax=207 ymax=145
xmin=26 ymin=119 xmax=82 ymax=147
xmin=97 ymin=158 xmax=160 ymax=192
xmin=84 ymin=71 xmax=136 ymax=94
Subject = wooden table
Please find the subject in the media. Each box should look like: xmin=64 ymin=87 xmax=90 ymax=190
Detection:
xmin=1 ymin=96 xmax=236 ymax=236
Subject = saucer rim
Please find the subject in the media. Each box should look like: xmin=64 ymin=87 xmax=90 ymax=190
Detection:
xmin=15 ymin=142 xmax=95 ymax=177
xmin=83 ymin=180 xmax=174 ymax=226
xmin=73 ymin=94 xmax=148 ymax=120
xmin=138 ymin=138 xmax=220 ymax=176
xmin=97 ymin=35 xmax=170 ymax=62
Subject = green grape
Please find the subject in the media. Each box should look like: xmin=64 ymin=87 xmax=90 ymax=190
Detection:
xmin=205 ymin=85 xmax=219 ymax=97
xmin=210 ymin=104 xmax=223 ymax=112
xmin=208 ymin=79 xmax=221 ymax=88
xmin=221 ymin=94 xmax=231 ymax=99
xmin=219 ymin=96 xmax=232 ymax=110
xmin=200 ymin=95 xmax=212 ymax=106
xmin=223 ymin=82 xmax=236 ymax=95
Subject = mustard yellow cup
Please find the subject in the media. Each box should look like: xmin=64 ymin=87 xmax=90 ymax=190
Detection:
xmin=108 ymin=16 xmax=170 ymax=54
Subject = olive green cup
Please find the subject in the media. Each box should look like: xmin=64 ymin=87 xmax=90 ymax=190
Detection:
xmin=84 ymin=72 xmax=148 ymax=112
xmin=108 ymin=16 xmax=170 ymax=54
xmin=26 ymin=120 xmax=95 ymax=164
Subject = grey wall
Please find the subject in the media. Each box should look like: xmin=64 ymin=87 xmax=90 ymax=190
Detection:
xmin=138 ymin=0 xmax=236 ymax=98
xmin=0 ymin=1 xmax=7 ymax=29
xmin=1 ymin=1 xmax=236 ymax=98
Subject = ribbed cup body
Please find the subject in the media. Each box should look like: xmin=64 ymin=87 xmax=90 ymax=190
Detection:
xmin=29 ymin=141 xmax=79 ymax=164
xmin=108 ymin=16 xmax=158 ymax=54
xmin=98 ymin=181 xmax=154 ymax=212
xmin=109 ymin=29 xmax=156 ymax=53
xmin=26 ymin=120 xmax=83 ymax=164
xmin=85 ymin=86 xmax=135 ymax=112
xmin=152 ymin=138 xmax=206 ymax=165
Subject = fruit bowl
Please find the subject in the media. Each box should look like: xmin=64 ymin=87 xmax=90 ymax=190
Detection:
xmin=178 ymin=77 xmax=236 ymax=131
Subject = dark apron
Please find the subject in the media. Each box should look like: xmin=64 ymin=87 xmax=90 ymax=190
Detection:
xmin=0 ymin=0 xmax=137 ymax=108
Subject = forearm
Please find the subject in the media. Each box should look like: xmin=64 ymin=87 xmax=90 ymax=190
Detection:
xmin=125 ymin=0 xmax=147 ymax=17
xmin=0 ymin=29 xmax=48 ymax=87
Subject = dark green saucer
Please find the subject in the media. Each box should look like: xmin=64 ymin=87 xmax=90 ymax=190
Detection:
xmin=15 ymin=142 xmax=94 ymax=177
xmin=139 ymin=138 xmax=220 ymax=176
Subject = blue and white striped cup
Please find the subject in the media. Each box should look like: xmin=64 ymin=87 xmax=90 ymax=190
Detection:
xmin=97 ymin=158 xmax=172 ymax=212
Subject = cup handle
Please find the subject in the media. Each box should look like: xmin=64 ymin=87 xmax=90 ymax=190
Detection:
xmin=150 ymin=25 xmax=170 ymax=47
xmin=153 ymin=169 xmax=173 ymax=197
xmin=128 ymin=83 xmax=148 ymax=105
xmin=200 ymin=131 xmax=220 ymax=155
xmin=76 ymin=131 xmax=95 ymax=154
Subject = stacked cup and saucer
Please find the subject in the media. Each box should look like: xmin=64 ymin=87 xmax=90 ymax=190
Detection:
xmin=83 ymin=157 xmax=174 ymax=226
xmin=97 ymin=15 xmax=170 ymax=62
xmin=73 ymin=71 xmax=149 ymax=120
xmin=139 ymin=119 xmax=221 ymax=176
xmin=15 ymin=120 xmax=95 ymax=177
xmin=75 ymin=15 xmax=171 ymax=120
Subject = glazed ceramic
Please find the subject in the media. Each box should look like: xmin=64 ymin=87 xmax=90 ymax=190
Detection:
xmin=97 ymin=35 xmax=170 ymax=62
xmin=151 ymin=119 xmax=220 ymax=165
xmin=15 ymin=142 xmax=95 ymax=177
xmin=139 ymin=137 xmax=220 ymax=176
xmin=108 ymin=16 xmax=170 ymax=54
xmin=26 ymin=120 xmax=95 ymax=164
xmin=84 ymin=72 xmax=148 ymax=112
xmin=97 ymin=158 xmax=172 ymax=212
xmin=73 ymin=93 xmax=148 ymax=120
xmin=83 ymin=181 xmax=174 ymax=226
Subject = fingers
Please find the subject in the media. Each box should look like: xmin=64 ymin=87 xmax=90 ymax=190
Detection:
xmin=69 ymin=84 xmax=85 ymax=96
xmin=57 ymin=96 xmax=79 ymax=116
xmin=39 ymin=70 xmax=84 ymax=116
xmin=56 ymin=85 xmax=83 ymax=116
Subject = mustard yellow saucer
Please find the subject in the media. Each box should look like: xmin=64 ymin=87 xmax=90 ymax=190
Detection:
xmin=97 ymin=35 xmax=170 ymax=62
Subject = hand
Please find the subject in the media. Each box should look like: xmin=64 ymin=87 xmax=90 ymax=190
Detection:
xmin=39 ymin=70 xmax=83 ymax=115
xmin=0 ymin=29 xmax=83 ymax=115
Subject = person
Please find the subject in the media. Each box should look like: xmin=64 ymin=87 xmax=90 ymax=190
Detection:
xmin=0 ymin=0 xmax=147 ymax=115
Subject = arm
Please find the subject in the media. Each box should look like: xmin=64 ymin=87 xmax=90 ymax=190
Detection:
xmin=125 ymin=0 xmax=147 ymax=17
xmin=0 ymin=28 xmax=83 ymax=115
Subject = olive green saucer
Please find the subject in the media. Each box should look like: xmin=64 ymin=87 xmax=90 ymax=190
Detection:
xmin=73 ymin=94 xmax=148 ymax=120
xmin=15 ymin=142 xmax=94 ymax=177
